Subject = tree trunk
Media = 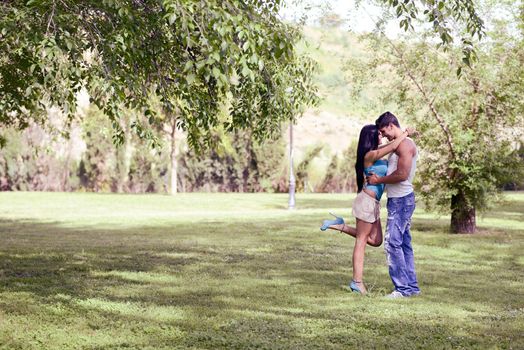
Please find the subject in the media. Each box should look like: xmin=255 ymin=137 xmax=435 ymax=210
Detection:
xmin=450 ymin=191 xmax=476 ymax=233
xmin=62 ymin=149 xmax=71 ymax=191
xmin=288 ymin=122 xmax=296 ymax=209
xmin=170 ymin=118 xmax=177 ymax=196
xmin=115 ymin=145 xmax=126 ymax=193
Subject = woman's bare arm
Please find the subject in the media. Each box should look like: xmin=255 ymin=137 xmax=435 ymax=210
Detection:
xmin=365 ymin=128 xmax=414 ymax=164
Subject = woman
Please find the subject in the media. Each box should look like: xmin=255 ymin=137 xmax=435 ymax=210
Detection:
xmin=320 ymin=124 xmax=413 ymax=294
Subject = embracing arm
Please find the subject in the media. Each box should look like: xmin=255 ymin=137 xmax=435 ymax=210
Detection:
xmin=365 ymin=128 xmax=414 ymax=164
xmin=367 ymin=140 xmax=415 ymax=185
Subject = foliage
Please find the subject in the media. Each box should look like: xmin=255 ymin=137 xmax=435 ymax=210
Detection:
xmin=346 ymin=1 xmax=524 ymax=231
xmin=318 ymin=11 xmax=346 ymax=28
xmin=317 ymin=141 xmax=358 ymax=193
xmin=317 ymin=154 xmax=340 ymax=192
xmin=0 ymin=124 xmax=80 ymax=191
xmin=78 ymin=105 xmax=171 ymax=193
xmin=375 ymin=0 xmax=485 ymax=68
xmin=127 ymin=141 xmax=169 ymax=193
xmin=0 ymin=104 xmax=287 ymax=193
xmin=78 ymin=108 xmax=117 ymax=192
xmin=252 ymin=133 xmax=288 ymax=192
xmin=504 ymin=141 xmax=524 ymax=190
xmin=295 ymin=144 xmax=323 ymax=192
xmin=337 ymin=140 xmax=359 ymax=192
xmin=397 ymin=45 xmax=522 ymax=215
xmin=178 ymin=129 xmax=286 ymax=192
xmin=0 ymin=0 xmax=318 ymax=148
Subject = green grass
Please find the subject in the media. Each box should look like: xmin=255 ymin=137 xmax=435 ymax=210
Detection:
xmin=0 ymin=192 xmax=523 ymax=349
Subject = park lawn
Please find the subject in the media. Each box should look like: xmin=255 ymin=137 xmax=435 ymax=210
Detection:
xmin=0 ymin=192 xmax=522 ymax=349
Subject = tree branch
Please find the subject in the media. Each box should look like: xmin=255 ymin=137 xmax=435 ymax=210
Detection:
xmin=46 ymin=0 xmax=56 ymax=35
xmin=387 ymin=39 xmax=457 ymax=161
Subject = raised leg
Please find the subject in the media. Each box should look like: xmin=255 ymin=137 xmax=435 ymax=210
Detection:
xmin=328 ymin=219 xmax=382 ymax=247
xmin=367 ymin=219 xmax=383 ymax=247
xmin=327 ymin=223 xmax=356 ymax=237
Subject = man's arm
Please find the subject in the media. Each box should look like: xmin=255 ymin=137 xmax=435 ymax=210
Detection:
xmin=367 ymin=139 xmax=414 ymax=185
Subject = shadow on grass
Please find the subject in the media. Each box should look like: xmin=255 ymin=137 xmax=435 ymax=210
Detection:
xmin=264 ymin=196 xmax=354 ymax=210
xmin=0 ymin=217 xmax=522 ymax=349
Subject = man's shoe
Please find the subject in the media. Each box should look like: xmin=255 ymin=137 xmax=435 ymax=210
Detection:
xmin=385 ymin=291 xmax=405 ymax=299
xmin=320 ymin=212 xmax=344 ymax=231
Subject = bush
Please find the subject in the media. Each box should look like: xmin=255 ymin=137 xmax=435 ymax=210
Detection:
xmin=178 ymin=129 xmax=286 ymax=192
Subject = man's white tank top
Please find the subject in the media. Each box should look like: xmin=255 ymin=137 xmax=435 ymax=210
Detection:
xmin=386 ymin=139 xmax=418 ymax=198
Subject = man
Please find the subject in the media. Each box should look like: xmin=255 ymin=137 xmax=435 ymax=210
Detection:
xmin=367 ymin=111 xmax=420 ymax=298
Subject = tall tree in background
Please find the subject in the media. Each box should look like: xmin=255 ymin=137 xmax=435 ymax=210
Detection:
xmin=347 ymin=1 xmax=524 ymax=233
xmin=0 ymin=0 xmax=492 ymax=199
xmin=0 ymin=0 xmax=318 ymax=149
xmin=0 ymin=0 xmax=486 ymax=144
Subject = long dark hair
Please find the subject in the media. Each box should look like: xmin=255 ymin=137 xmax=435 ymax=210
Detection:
xmin=355 ymin=124 xmax=380 ymax=192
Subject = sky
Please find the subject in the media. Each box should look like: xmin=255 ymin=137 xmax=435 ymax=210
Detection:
xmin=279 ymin=0 xmax=402 ymax=37
xmin=279 ymin=0 xmax=518 ymax=39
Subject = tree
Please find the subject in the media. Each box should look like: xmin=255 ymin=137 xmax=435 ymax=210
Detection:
xmin=0 ymin=0 xmax=318 ymax=148
xmin=177 ymin=128 xmax=286 ymax=192
xmin=295 ymin=144 xmax=322 ymax=192
xmin=347 ymin=1 xmax=524 ymax=233
xmin=317 ymin=140 xmax=359 ymax=193
xmin=0 ymin=0 xmax=487 ymax=152
xmin=78 ymin=107 xmax=116 ymax=192
xmin=376 ymin=0 xmax=485 ymax=67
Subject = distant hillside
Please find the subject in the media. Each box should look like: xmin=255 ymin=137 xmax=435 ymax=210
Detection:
xmin=288 ymin=25 xmax=393 ymax=188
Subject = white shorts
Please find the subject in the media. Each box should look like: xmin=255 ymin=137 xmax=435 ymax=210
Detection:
xmin=352 ymin=191 xmax=380 ymax=223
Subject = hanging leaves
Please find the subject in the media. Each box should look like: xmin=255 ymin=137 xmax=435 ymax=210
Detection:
xmin=0 ymin=0 xmax=318 ymax=148
xmin=381 ymin=0 xmax=485 ymax=73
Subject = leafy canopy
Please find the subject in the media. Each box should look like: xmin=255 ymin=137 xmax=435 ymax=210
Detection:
xmin=378 ymin=0 xmax=485 ymax=68
xmin=0 ymin=0 xmax=318 ymax=147
xmin=347 ymin=1 xmax=523 ymax=218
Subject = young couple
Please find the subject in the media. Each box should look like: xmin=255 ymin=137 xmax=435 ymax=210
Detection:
xmin=320 ymin=112 xmax=420 ymax=298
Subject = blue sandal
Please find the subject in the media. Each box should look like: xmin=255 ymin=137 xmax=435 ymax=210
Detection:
xmin=349 ymin=280 xmax=365 ymax=294
xmin=320 ymin=212 xmax=344 ymax=231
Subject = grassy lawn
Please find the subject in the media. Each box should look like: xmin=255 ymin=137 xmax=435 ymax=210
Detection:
xmin=0 ymin=192 xmax=522 ymax=349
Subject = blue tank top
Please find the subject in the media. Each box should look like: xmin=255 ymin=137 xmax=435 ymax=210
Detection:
xmin=364 ymin=159 xmax=388 ymax=200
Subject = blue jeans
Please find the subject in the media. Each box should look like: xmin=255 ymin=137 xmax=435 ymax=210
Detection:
xmin=384 ymin=192 xmax=420 ymax=296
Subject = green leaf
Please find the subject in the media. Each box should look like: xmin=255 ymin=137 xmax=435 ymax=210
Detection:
xmin=0 ymin=0 xmax=319 ymax=150
xmin=212 ymin=67 xmax=221 ymax=79
xmin=241 ymin=64 xmax=250 ymax=78
xmin=186 ymin=73 xmax=196 ymax=85
xmin=184 ymin=61 xmax=193 ymax=72
xmin=462 ymin=56 xmax=470 ymax=67
xmin=196 ymin=60 xmax=206 ymax=70
xmin=258 ymin=59 xmax=264 ymax=71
